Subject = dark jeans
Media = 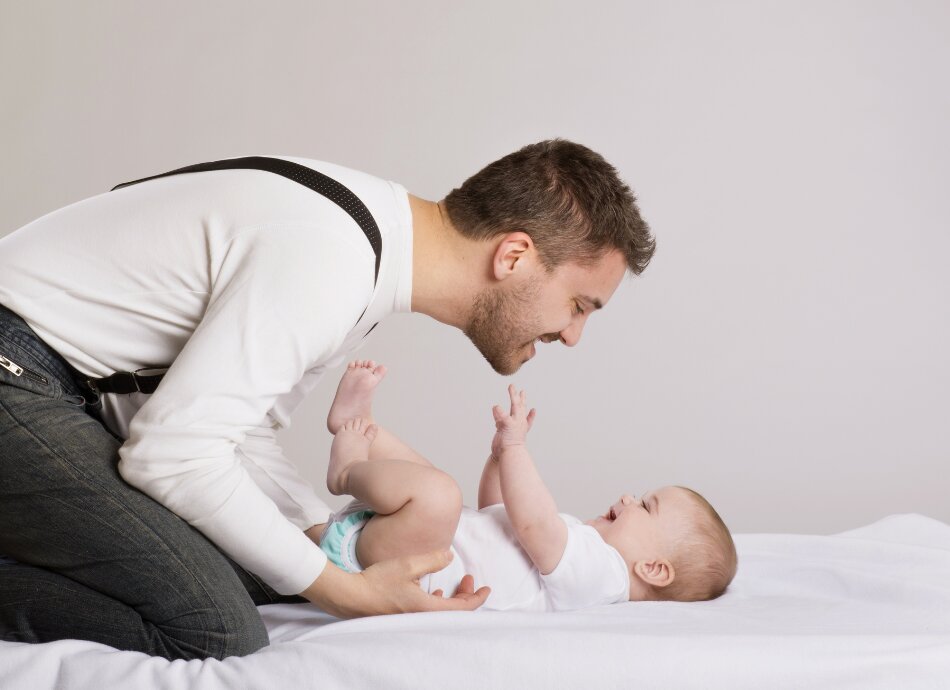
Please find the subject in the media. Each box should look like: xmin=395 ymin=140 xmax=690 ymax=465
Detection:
xmin=0 ymin=303 xmax=305 ymax=660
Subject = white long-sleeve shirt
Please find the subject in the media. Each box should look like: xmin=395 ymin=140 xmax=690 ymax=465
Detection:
xmin=0 ymin=156 xmax=414 ymax=594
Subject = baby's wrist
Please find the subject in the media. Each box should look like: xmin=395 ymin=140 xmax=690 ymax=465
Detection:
xmin=496 ymin=442 xmax=527 ymax=458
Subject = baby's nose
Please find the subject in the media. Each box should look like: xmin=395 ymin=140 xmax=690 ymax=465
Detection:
xmin=621 ymin=494 xmax=635 ymax=505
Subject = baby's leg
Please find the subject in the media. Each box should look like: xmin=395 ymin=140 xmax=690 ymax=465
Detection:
xmin=353 ymin=460 xmax=462 ymax=568
xmin=327 ymin=417 xmax=462 ymax=568
xmin=327 ymin=360 xmax=433 ymax=467
xmin=326 ymin=417 xmax=379 ymax=496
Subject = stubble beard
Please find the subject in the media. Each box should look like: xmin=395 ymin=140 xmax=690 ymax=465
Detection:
xmin=463 ymin=278 xmax=544 ymax=375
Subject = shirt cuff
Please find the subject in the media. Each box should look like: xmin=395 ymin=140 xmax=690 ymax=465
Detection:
xmin=188 ymin=477 xmax=330 ymax=595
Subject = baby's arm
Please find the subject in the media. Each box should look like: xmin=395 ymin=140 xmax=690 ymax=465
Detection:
xmin=492 ymin=385 xmax=568 ymax=575
xmin=478 ymin=454 xmax=503 ymax=509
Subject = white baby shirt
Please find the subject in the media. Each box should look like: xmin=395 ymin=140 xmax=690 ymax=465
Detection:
xmin=421 ymin=504 xmax=630 ymax=612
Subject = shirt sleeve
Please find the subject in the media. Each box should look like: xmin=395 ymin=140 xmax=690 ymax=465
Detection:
xmin=118 ymin=223 xmax=374 ymax=594
xmin=539 ymin=517 xmax=631 ymax=611
xmin=236 ymin=422 xmax=333 ymax=530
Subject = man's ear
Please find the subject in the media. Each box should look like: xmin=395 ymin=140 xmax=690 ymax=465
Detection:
xmin=491 ymin=232 xmax=534 ymax=281
xmin=633 ymin=559 xmax=675 ymax=588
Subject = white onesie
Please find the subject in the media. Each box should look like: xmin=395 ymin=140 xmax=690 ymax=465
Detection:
xmin=321 ymin=501 xmax=631 ymax=612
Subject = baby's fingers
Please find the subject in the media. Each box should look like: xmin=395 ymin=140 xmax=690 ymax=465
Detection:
xmin=507 ymin=384 xmax=528 ymax=414
xmin=493 ymin=404 xmax=513 ymax=427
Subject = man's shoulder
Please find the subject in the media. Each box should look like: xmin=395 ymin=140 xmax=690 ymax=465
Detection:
xmin=269 ymin=156 xmax=403 ymax=201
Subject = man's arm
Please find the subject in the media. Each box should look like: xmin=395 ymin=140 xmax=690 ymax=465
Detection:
xmin=118 ymin=226 xmax=490 ymax=614
xmin=491 ymin=386 xmax=568 ymax=575
xmin=302 ymin=551 xmax=489 ymax=617
xmin=238 ymin=421 xmax=334 ymax=531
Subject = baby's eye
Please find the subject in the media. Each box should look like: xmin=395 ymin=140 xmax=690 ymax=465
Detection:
xmin=572 ymin=301 xmax=585 ymax=316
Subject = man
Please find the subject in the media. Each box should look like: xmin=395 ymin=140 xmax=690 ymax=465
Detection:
xmin=0 ymin=139 xmax=654 ymax=660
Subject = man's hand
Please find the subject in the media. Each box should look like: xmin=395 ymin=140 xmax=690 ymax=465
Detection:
xmin=301 ymin=549 xmax=490 ymax=618
xmin=491 ymin=384 xmax=536 ymax=458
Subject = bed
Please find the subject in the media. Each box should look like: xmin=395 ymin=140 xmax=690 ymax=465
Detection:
xmin=1 ymin=513 xmax=948 ymax=689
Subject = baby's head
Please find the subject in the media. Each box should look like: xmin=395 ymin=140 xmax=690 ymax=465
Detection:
xmin=585 ymin=486 xmax=737 ymax=602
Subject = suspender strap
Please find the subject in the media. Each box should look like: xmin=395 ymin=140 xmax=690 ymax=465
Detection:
xmin=86 ymin=156 xmax=382 ymax=396
xmin=112 ymin=156 xmax=382 ymax=282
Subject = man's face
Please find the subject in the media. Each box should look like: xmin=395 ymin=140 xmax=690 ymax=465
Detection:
xmin=463 ymin=250 xmax=628 ymax=375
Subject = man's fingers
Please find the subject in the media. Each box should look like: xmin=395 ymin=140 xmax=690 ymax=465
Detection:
xmin=451 ymin=574 xmax=490 ymax=608
xmin=421 ymin=570 xmax=490 ymax=611
xmin=454 ymin=573 xmax=476 ymax=596
xmin=441 ymin=577 xmax=491 ymax=611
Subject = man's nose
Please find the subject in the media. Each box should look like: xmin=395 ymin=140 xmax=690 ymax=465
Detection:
xmin=558 ymin=318 xmax=587 ymax=347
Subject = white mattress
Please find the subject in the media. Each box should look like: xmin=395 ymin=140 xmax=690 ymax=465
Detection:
xmin=1 ymin=513 xmax=948 ymax=690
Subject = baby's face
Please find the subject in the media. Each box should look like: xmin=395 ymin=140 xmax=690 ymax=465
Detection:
xmin=584 ymin=485 xmax=692 ymax=572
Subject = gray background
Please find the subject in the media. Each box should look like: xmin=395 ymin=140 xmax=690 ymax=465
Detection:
xmin=2 ymin=1 xmax=947 ymax=534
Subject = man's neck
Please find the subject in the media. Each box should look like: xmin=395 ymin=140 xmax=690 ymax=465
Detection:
xmin=408 ymin=194 xmax=484 ymax=328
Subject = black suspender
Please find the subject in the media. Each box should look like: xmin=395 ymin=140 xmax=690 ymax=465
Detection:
xmin=85 ymin=156 xmax=382 ymax=396
xmin=112 ymin=157 xmax=382 ymax=282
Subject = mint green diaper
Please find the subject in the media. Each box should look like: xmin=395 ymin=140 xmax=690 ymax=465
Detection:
xmin=319 ymin=507 xmax=376 ymax=573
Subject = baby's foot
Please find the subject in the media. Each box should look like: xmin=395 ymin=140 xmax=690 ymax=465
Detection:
xmin=327 ymin=417 xmax=379 ymax=495
xmin=327 ymin=360 xmax=387 ymax=434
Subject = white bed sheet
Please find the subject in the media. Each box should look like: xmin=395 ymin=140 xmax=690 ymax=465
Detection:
xmin=1 ymin=513 xmax=948 ymax=690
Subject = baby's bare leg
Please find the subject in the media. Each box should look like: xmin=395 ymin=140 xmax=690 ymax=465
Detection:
xmin=327 ymin=417 xmax=379 ymax=496
xmin=369 ymin=426 xmax=434 ymax=468
xmin=349 ymin=461 xmax=462 ymax=568
xmin=328 ymin=416 xmax=462 ymax=568
xmin=328 ymin=360 xmax=433 ymax=467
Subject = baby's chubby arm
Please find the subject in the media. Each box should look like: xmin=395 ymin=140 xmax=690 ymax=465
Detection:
xmin=492 ymin=385 xmax=568 ymax=575
xmin=478 ymin=453 xmax=503 ymax=509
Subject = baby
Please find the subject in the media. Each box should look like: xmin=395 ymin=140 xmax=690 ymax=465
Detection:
xmin=318 ymin=360 xmax=738 ymax=611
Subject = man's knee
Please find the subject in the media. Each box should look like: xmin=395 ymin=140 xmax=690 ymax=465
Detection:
xmin=165 ymin=597 xmax=269 ymax=660
xmin=197 ymin=602 xmax=269 ymax=660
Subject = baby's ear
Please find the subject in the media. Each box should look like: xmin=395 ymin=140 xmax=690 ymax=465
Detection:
xmin=633 ymin=559 xmax=675 ymax=588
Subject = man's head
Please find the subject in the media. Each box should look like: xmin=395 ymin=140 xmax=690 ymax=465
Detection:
xmin=586 ymin=486 xmax=738 ymax=602
xmin=446 ymin=139 xmax=655 ymax=374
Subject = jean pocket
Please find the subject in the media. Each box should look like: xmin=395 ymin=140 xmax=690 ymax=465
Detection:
xmin=0 ymin=336 xmax=59 ymax=399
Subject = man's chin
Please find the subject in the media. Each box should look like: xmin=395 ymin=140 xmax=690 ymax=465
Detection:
xmin=488 ymin=358 xmax=523 ymax=376
xmin=468 ymin=335 xmax=535 ymax=375
xmin=481 ymin=349 xmax=528 ymax=376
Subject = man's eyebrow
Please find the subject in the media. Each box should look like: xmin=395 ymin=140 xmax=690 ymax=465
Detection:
xmin=580 ymin=295 xmax=603 ymax=310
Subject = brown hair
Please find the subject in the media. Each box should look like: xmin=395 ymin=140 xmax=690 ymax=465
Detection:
xmin=653 ymin=488 xmax=738 ymax=602
xmin=444 ymin=139 xmax=656 ymax=274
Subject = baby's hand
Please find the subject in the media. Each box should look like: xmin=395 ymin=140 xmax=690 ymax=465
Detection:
xmin=491 ymin=384 xmax=537 ymax=456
